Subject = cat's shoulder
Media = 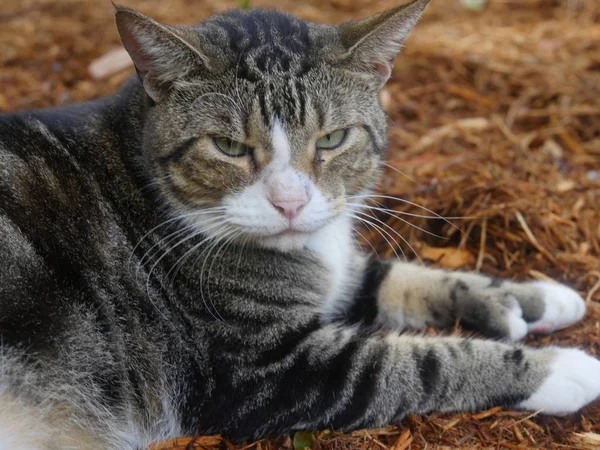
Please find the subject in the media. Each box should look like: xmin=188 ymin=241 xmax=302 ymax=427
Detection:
xmin=0 ymin=106 xmax=82 ymax=156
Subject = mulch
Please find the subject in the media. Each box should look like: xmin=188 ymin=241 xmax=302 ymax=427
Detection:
xmin=1 ymin=0 xmax=599 ymax=448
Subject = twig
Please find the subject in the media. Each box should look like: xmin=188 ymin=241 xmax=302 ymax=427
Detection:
xmin=476 ymin=217 xmax=487 ymax=272
xmin=586 ymin=271 xmax=600 ymax=302
xmin=515 ymin=212 xmax=560 ymax=267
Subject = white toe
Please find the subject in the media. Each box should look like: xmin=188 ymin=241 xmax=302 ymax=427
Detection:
xmin=527 ymin=281 xmax=586 ymax=334
xmin=518 ymin=348 xmax=600 ymax=415
xmin=506 ymin=301 xmax=528 ymax=341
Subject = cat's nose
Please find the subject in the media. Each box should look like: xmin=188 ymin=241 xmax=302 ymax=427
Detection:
xmin=270 ymin=199 xmax=307 ymax=220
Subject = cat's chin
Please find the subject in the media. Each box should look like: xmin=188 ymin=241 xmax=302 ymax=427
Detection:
xmin=256 ymin=230 xmax=312 ymax=252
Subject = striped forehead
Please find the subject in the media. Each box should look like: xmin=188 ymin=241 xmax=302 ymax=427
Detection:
xmin=252 ymin=78 xmax=313 ymax=129
xmin=207 ymin=9 xmax=312 ymax=80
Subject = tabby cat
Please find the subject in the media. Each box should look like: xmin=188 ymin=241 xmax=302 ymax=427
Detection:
xmin=0 ymin=0 xmax=598 ymax=448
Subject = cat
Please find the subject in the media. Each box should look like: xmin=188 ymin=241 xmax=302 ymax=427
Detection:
xmin=0 ymin=0 xmax=598 ymax=449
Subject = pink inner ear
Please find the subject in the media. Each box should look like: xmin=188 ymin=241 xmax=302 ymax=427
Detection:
xmin=373 ymin=61 xmax=392 ymax=79
xmin=372 ymin=38 xmax=401 ymax=79
xmin=119 ymin=23 xmax=152 ymax=79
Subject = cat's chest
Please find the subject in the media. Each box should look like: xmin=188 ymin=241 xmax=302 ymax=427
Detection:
xmin=305 ymin=216 xmax=355 ymax=308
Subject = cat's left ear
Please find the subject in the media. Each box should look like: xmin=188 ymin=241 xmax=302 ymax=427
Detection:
xmin=336 ymin=0 xmax=431 ymax=89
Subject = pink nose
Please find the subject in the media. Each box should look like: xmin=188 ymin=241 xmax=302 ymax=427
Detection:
xmin=270 ymin=199 xmax=306 ymax=220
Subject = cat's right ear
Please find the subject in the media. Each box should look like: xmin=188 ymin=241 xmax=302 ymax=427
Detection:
xmin=114 ymin=5 xmax=210 ymax=102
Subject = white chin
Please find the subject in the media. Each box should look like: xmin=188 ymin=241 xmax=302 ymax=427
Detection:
xmin=256 ymin=232 xmax=311 ymax=252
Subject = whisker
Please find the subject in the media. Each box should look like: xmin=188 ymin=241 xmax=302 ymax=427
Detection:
xmin=347 ymin=213 xmax=404 ymax=262
xmin=129 ymin=207 xmax=228 ymax=270
xmin=350 ymin=203 xmax=446 ymax=240
xmin=357 ymin=210 xmax=424 ymax=265
xmin=344 ymin=207 xmax=382 ymax=259
xmin=194 ymin=228 xmax=241 ymax=324
xmin=348 ymin=222 xmax=381 ymax=262
xmin=144 ymin=219 xmax=229 ymax=296
xmin=235 ymin=233 xmax=252 ymax=276
xmin=164 ymin=228 xmax=224 ymax=287
xmin=346 ymin=202 xmax=469 ymax=220
xmin=354 ymin=210 xmax=422 ymax=264
xmin=204 ymin=229 xmax=243 ymax=323
xmin=381 ymin=161 xmax=417 ymax=183
xmin=136 ymin=226 xmax=192 ymax=278
xmin=162 ymin=217 xmax=235 ymax=285
xmin=135 ymin=213 xmax=226 ymax=278
xmin=138 ymin=173 xmax=174 ymax=194
xmin=170 ymin=234 xmax=225 ymax=323
xmin=348 ymin=194 xmax=463 ymax=234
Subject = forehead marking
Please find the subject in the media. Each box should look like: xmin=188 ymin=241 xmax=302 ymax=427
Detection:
xmin=271 ymin=120 xmax=291 ymax=168
xmin=210 ymin=10 xmax=311 ymax=79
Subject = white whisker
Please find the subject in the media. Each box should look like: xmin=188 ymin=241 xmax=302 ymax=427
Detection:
xmin=130 ymin=207 xmax=228 ymax=270
xmin=349 ymin=223 xmax=381 ymax=262
xmin=355 ymin=210 xmax=423 ymax=265
xmin=349 ymin=203 xmax=446 ymax=240
xmin=346 ymin=202 xmax=468 ymax=220
xmin=381 ymin=161 xmax=417 ymax=183
xmin=144 ymin=218 xmax=229 ymax=297
xmin=204 ymin=229 xmax=243 ymax=323
xmin=348 ymin=194 xmax=463 ymax=234
xmin=347 ymin=213 xmax=404 ymax=262
xmin=136 ymin=213 xmax=226 ymax=279
xmin=193 ymin=227 xmax=241 ymax=324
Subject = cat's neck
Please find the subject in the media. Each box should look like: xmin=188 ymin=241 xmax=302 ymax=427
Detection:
xmin=305 ymin=215 xmax=357 ymax=309
xmin=105 ymin=79 xmax=151 ymax=164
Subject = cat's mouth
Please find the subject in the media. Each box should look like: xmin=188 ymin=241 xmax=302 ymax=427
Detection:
xmin=271 ymin=228 xmax=308 ymax=238
xmin=254 ymin=227 xmax=315 ymax=251
xmin=264 ymin=216 xmax=334 ymax=238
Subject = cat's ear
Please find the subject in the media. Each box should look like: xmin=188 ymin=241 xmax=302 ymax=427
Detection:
xmin=114 ymin=5 xmax=210 ymax=101
xmin=336 ymin=0 xmax=430 ymax=89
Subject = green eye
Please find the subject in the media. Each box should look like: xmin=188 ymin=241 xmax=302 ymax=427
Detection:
xmin=316 ymin=129 xmax=348 ymax=150
xmin=212 ymin=137 xmax=251 ymax=157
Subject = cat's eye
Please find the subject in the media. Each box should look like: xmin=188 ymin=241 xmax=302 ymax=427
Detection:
xmin=316 ymin=129 xmax=348 ymax=150
xmin=212 ymin=137 xmax=251 ymax=157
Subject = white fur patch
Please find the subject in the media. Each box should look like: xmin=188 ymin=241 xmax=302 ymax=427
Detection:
xmin=527 ymin=281 xmax=586 ymax=334
xmin=222 ymin=119 xmax=342 ymax=252
xmin=518 ymin=348 xmax=600 ymax=415
xmin=0 ymin=400 xmax=53 ymax=450
xmin=271 ymin=120 xmax=291 ymax=168
xmin=505 ymin=301 xmax=528 ymax=342
xmin=307 ymin=215 xmax=356 ymax=317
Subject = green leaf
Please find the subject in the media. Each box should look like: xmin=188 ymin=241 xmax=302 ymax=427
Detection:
xmin=236 ymin=0 xmax=250 ymax=10
xmin=293 ymin=431 xmax=313 ymax=450
xmin=459 ymin=0 xmax=487 ymax=11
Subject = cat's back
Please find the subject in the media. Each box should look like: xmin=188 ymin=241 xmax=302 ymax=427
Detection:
xmin=0 ymin=103 xmax=134 ymax=347
xmin=0 ymin=105 xmax=111 ymax=257
xmin=0 ymin=105 xmax=99 ymax=207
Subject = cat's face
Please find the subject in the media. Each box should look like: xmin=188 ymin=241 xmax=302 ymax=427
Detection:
xmin=144 ymin=47 xmax=387 ymax=251
xmin=117 ymin=2 xmax=429 ymax=251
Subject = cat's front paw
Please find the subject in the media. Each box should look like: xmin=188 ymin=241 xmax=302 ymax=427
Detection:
xmin=518 ymin=348 xmax=600 ymax=415
xmin=527 ymin=281 xmax=586 ymax=334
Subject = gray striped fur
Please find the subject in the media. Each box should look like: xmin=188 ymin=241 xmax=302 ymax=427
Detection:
xmin=0 ymin=1 xmax=598 ymax=449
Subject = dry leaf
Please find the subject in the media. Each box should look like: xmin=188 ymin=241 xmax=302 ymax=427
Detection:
xmin=420 ymin=244 xmax=475 ymax=269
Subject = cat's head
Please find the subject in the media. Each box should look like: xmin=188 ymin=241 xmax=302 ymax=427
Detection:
xmin=115 ymin=0 xmax=429 ymax=251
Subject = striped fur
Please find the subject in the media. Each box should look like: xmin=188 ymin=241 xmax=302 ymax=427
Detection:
xmin=0 ymin=1 xmax=599 ymax=448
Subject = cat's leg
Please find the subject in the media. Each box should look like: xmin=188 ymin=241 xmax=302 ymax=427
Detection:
xmin=338 ymin=257 xmax=585 ymax=341
xmin=228 ymin=326 xmax=600 ymax=439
